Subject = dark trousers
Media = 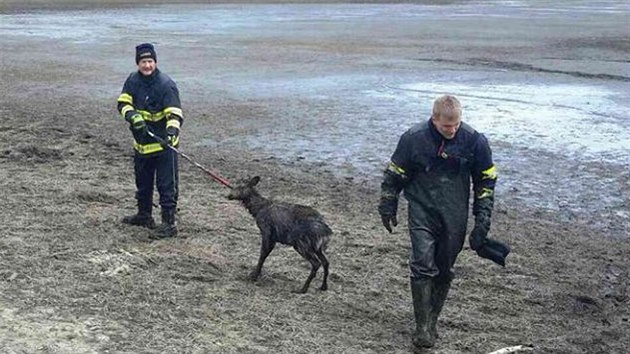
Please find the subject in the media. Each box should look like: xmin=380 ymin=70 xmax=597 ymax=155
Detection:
xmin=134 ymin=149 xmax=178 ymax=210
xmin=408 ymin=204 xmax=465 ymax=283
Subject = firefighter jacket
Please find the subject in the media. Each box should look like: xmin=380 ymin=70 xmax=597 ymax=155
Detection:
xmin=117 ymin=68 xmax=183 ymax=155
xmin=380 ymin=119 xmax=497 ymax=241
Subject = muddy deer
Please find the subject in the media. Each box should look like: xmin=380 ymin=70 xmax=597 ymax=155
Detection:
xmin=227 ymin=176 xmax=332 ymax=293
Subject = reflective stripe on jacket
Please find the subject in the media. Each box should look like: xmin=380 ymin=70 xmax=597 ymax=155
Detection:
xmin=117 ymin=68 xmax=183 ymax=155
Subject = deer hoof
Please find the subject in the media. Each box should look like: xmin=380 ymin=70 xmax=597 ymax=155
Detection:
xmin=247 ymin=271 xmax=260 ymax=281
xmin=320 ymin=284 xmax=328 ymax=291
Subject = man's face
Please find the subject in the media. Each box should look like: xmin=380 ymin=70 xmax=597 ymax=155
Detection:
xmin=137 ymin=58 xmax=156 ymax=76
xmin=432 ymin=114 xmax=461 ymax=140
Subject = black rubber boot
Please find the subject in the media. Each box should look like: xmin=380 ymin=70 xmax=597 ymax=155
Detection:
xmin=153 ymin=208 xmax=177 ymax=239
xmin=429 ymin=280 xmax=451 ymax=340
xmin=122 ymin=202 xmax=155 ymax=229
xmin=411 ymin=278 xmax=435 ymax=349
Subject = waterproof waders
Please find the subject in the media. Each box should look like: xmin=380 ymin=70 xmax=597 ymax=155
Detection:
xmin=411 ymin=278 xmax=435 ymax=349
xmin=430 ymin=280 xmax=451 ymax=339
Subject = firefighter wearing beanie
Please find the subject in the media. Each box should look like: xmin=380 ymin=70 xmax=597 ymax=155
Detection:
xmin=117 ymin=43 xmax=183 ymax=239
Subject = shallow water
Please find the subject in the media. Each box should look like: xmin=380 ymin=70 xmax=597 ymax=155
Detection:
xmin=1 ymin=1 xmax=629 ymax=229
xmin=2 ymin=1 xmax=629 ymax=41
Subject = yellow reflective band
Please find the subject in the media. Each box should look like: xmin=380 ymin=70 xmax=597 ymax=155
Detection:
xmin=118 ymin=93 xmax=133 ymax=104
xmin=170 ymin=135 xmax=180 ymax=146
xmin=482 ymin=165 xmax=498 ymax=180
xmin=387 ymin=161 xmax=406 ymax=176
xmin=133 ymin=141 xmax=164 ymax=154
xmin=133 ymin=107 xmax=183 ymax=122
xmin=137 ymin=110 xmax=166 ymax=122
xmin=477 ymin=188 xmax=494 ymax=199
xmin=164 ymin=107 xmax=183 ymax=118
xmin=121 ymin=105 xmax=134 ymax=117
xmin=381 ymin=192 xmax=398 ymax=200
xmin=166 ymin=119 xmax=181 ymax=130
xmin=131 ymin=114 xmax=144 ymax=124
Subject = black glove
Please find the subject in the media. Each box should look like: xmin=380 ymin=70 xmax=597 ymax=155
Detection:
xmin=166 ymin=126 xmax=179 ymax=146
xmin=378 ymin=197 xmax=398 ymax=233
xmin=469 ymin=215 xmax=490 ymax=251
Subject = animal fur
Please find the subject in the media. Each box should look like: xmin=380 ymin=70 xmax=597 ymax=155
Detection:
xmin=227 ymin=176 xmax=332 ymax=293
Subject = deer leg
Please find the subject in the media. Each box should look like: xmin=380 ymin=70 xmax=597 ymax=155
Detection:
xmin=315 ymin=249 xmax=329 ymax=291
xmin=295 ymin=252 xmax=320 ymax=294
xmin=249 ymin=238 xmax=275 ymax=281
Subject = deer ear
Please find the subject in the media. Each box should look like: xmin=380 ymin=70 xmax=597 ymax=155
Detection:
xmin=249 ymin=176 xmax=261 ymax=187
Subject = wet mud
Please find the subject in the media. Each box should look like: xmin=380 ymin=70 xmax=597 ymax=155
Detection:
xmin=0 ymin=1 xmax=628 ymax=353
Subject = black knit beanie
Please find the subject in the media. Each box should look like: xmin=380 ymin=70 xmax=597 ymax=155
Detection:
xmin=135 ymin=43 xmax=157 ymax=64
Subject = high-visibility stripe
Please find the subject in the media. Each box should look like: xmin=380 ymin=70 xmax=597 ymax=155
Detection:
xmin=117 ymin=95 xmax=182 ymax=121
xmin=133 ymin=137 xmax=180 ymax=155
xmin=121 ymin=105 xmax=134 ymax=117
xmin=130 ymin=114 xmax=144 ymax=125
xmin=166 ymin=119 xmax=181 ymax=130
xmin=136 ymin=108 xmax=182 ymax=122
xmin=482 ymin=165 xmax=497 ymax=180
xmin=477 ymin=187 xmax=494 ymax=199
xmin=387 ymin=161 xmax=406 ymax=176
xmin=137 ymin=110 xmax=165 ymax=122
xmin=381 ymin=192 xmax=398 ymax=200
xmin=133 ymin=141 xmax=164 ymax=154
xmin=164 ymin=107 xmax=183 ymax=118
xmin=117 ymin=93 xmax=133 ymax=104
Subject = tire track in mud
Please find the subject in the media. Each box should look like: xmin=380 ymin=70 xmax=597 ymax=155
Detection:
xmin=413 ymin=57 xmax=630 ymax=82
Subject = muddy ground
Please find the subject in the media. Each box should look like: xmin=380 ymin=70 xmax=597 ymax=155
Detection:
xmin=1 ymin=1 xmax=629 ymax=353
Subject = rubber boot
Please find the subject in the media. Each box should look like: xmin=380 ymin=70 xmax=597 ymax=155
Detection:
xmin=429 ymin=280 xmax=451 ymax=340
xmin=153 ymin=208 xmax=177 ymax=239
xmin=411 ymin=278 xmax=435 ymax=349
xmin=122 ymin=202 xmax=155 ymax=229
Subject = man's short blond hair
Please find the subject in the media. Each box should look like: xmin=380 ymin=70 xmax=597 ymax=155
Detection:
xmin=432 ymin=95 xmax=462 ymax=121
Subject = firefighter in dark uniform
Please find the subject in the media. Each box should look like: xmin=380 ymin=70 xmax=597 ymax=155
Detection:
xmin=378 ymin=95 xmax=497 ymax=350
xmin=117 ymin=43 xmax=183 ymax=238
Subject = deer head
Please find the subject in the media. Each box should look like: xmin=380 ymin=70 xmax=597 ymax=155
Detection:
xmin=227 ymin=176 xmax=261 ymax=201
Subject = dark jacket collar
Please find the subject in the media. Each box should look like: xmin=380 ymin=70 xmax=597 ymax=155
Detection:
xmin=427 ymin=118 xmax=443 ymax=143
xmin=427 ymin=117 xmax=462 ymax=144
